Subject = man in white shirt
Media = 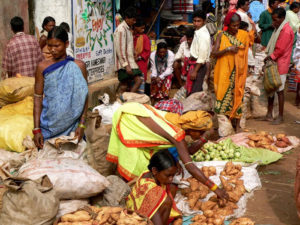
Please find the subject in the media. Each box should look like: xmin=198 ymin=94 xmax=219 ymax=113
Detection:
xmin=173 ymin=27 xmax=194 ymax=87
xmin=236 ymin=0 xmax=253 ymax=31
xmin=188 ymin=10 xmax=211 ymax=95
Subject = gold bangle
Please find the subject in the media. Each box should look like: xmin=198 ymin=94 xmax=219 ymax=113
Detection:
xmin=78 ymin=123 xmax=86 ymax=129
xmin=211 ymin=184 xmax=218 ymax=191
xmin=34 ymin=93 xmax=43 ymax=98
xmin=184 ymin=161 xmax=193 ymax=166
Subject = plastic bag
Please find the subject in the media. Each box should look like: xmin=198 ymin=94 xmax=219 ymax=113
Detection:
xmin=182 ymin=91 xmax=212 ymax=113
xmin=0 ymin=97 xmax=33 ymax=152
xmin=85 ymin=112 xmax=116 ymax=177
xmin=91 ymin=175 xmax=131 ymax=207
xmin=0 ymin=76 xmax=34 ymax=107
xmin=18 ymin=158 xmax=110 ymax=199
xmin=93 ymin=101 xmax=122 ymax=124
xmin=217 ymin=114 xmax=235 ymax=137
xmin=0 ymin=175 xmax=59 ymax=225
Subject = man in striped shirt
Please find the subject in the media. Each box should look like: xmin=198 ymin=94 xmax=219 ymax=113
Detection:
xmin=114 ymin=7 xmax=142 ymax=94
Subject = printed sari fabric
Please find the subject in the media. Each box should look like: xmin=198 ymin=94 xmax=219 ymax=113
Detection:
xmin=106 ymin=102 xmax=185 ymax=181
xmin=126 ymin=171 xmax=181 ymax=220
xmin=214 ymin=30 xmax=250 ymax=119
xmin=40 ymin=57 xmax=88 ymax=139
xmin=151 ymin=75 xmax=173 ymax=99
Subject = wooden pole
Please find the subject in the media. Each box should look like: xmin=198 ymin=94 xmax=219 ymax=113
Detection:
xmin=147 ymin=0 xmax=167 ymax=35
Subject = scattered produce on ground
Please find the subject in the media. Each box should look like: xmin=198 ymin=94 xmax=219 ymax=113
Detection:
xmin=56 ymin=206 xmax=152 ymax=225
xmin=247 ymin=131 xmax=291 ymax=152
xmin=229 ymin=217 xmax=255 ymax=225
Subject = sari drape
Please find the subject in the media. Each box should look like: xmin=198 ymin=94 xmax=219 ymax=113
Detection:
xmin=40 ymin=57 xmax=88 ymax=139
xmin=214 ymin=30 xmax=250 ymax=119
xmin=106 ymin=102 xmax=185 ymax=181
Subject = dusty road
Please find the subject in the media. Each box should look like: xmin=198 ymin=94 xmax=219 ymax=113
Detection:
xmin=243 ymin=92 xmax=300 ymax=225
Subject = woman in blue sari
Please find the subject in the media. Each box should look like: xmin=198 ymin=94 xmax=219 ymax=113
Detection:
xmin=33 ymin=26 xmax=88 ymax=149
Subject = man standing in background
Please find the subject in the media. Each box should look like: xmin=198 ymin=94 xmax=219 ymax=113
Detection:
xmin=259 ymin=0 xmax=280 ymax=47
xmin=2 ymin=16 xmax=43 ymax=79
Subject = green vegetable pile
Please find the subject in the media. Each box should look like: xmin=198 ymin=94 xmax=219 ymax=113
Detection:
xmin=192 ymin=141 xmax=241 ymax=161
xmin=191 ymin=138 xmax=283 ymax=165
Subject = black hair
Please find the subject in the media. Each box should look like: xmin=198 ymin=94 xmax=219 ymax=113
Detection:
xmin=231 ymin=13 xmax=242 ymax=23
xmin=269 ymin=0 xmax=278 ymax=6
xmin=192 ymin=10 xmax=206 ymax=20
xmin=148 ymin=149 xmax=177 ymax=172
xmin=272 ymin=7 xmax=286 ymax=18
xmin=237 ymin=0 xmax=249 ymax=9
xmin=42 ymin=16 xmax=55 ymax=32
xmin=185 ymin=27 xmax=195 ymax=38
xmin=157 ymin=42 xmax=168 ymax=51
xmin=59 ymin=22 xmax=70 ymax=33
xmin=123 ymin=7 xmax=137 ymax=19
xmin=10 ymin=16 xmax=24 ymax=33
xmin=290 ymin=2 xmax=299 ymax=10
xmin=202 ymin=1 xmax=214 ymax=14
xmin=47 ymin=26 xmax=68 ymax=42
xmin=134 ymin=19 xmax=145 ymax=28
xmin=239 ymin=21 xmax=249 ymax=30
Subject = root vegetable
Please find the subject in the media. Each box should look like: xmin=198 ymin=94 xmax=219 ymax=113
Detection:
xmin=203 ymin=210 xmax=214 ymax=218
xmin=173 ymin=218 xmax=183 ymax=225
xmin=61 ymin=211 xmax=92 ymax=222
xmin=247 ymin=140 xmax=256 ymax=147
xmin=192 ymin=214 xmax=206 ymax=222
xmin=201 ymin=201 xmax=217 ymax=211
xmin=229 ymin=217 xmax=255 ymax=225
xmin=275 ymin=141 xmax=288 ymax=148
xmin=281 ymin=136 xmax=291 ymax=145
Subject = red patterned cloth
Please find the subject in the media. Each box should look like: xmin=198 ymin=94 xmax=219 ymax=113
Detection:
xmin=2 ymin=32 xmax=43 ymax=77
xmin=182 ymin=57 xmax=197 ymax=94
xmin=172 ymin=0 xmax=194 ymax=13
xmin=151 ymin=75 xmax=173 ymax=99
xmin=154 ymin=99 xmax=184 ymax=115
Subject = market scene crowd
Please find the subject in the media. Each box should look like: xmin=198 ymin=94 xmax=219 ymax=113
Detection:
xmin=0 ymin=0 xmax=300 ymax=224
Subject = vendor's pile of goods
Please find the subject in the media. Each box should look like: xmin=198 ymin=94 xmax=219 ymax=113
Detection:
xmin=247 ymin=131 xmax=291 ymax=151
xmin=181 ymin=162 xmax=247 ymax=224
xmin=192 ymin=142 xmax=241 ymax=161
xmin=56 ymin=206 xmax=152 ymax=225
xmin=229 ymin=217 xmax=255 ymax=225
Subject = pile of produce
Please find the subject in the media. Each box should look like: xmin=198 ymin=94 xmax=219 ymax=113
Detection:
xmin=229 ymin=217 xmax=255 ymax=225
xmin=184 ymin=162 xmax=247 ymax=224
xmin=56 ymin=206 xmax=152 ymax=225
xmin=247 ymin=131 xmax=292 ymax=152
xmin=192 ymin=142 xmax=241 ymax=162
xmin=180 ymin=166 xmax=217 ymax=210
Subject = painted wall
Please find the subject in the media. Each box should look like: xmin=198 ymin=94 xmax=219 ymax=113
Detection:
xmin=34 ymin=0 xmax=72 ymax=35
xmin=0 ymin=0 xmax=29 ymax=76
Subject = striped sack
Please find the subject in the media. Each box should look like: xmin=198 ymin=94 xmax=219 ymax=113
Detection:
xmin=263 ymin=60 xmax=282 ymax=94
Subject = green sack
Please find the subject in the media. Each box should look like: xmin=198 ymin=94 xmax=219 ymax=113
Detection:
xmin=263 ymin=60 xmax=282 ymax=94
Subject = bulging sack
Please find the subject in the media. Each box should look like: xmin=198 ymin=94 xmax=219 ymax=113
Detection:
xmin=0 ymin=76 xmax=34 ymax=107
xmin=18 ymin=158 xmax=110 ymax=199
xmin=0 ymin=97 xmax=33 ymax=152
xmin=182 ymin=91 xmax=212 ymax=113
xmin=85 ymin=112 xmax=116 ymax=177
xmin=263 ymin=60 xmax=282 ymax=94
xmin=217 ymin=114 xmax=235 ymax=137
xmin=0 ymin=175 xmax=59 ymax=225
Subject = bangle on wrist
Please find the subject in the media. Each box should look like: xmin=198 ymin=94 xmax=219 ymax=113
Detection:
xmin=78 ymin=123 xmax=86 ymax=129
xmin=199 ymin=136 xmax=207 ymax=144
xmin=184 ymin=161 xmax=194 ymax=166
xmin=32 ymin=128 xmax=41 ymax=135
xmin=211 ymin=184 xmax=218 ymax=191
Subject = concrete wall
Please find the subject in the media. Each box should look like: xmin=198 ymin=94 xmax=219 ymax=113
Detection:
xmin=34 ymin=0 xmax=72 ymax=35
xmin=0 ymin=0 xmax=29 ymax=76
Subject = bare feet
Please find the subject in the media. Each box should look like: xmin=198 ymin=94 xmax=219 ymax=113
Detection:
xmin=257 ymin=114 xmax=273 ymax=122
xmin=271 ymin=117 xmax=283 ymax=125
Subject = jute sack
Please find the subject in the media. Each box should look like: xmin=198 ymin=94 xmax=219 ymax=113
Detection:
xmin=0 ymin=175 xmax=59 ymax=225
xmin=85 ymin=111 xmax=116 ymax=177
xmin=91 ymin=175 xmax=131 ymax=207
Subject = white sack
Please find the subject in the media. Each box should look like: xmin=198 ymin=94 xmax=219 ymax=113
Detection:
xmin=93 ymin=101 xmax=122 ymax=125
xmin=56 ymin=199 xmax=89 ymax=219
xmin=18 ymin=158 xmax=110 ymax=199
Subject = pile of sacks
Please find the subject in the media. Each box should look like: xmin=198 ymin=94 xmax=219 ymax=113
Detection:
xmin=0 ymin=77 xmax=35 ymax=152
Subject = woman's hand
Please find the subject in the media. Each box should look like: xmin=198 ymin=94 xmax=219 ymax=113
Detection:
xmin=214 ymin=187 xmax=229 ymax=200
xmin=75 ymin=127 xmax=85 ymax=142
xmin=227 ymin=46 xmax=238 ymax=53
xmin=34 ymin=133 xmax=44 ymax=149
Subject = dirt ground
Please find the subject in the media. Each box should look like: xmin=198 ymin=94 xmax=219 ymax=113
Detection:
xmin=241 ymin=91 xmax=300 ymax=225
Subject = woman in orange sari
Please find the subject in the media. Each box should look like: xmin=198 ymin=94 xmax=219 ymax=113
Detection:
xmin=127 ymin=149 xmax=181 ymax=225
xmin=212 ymin=12 xmax=250 ymax=131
